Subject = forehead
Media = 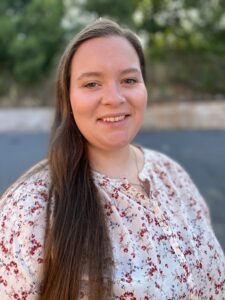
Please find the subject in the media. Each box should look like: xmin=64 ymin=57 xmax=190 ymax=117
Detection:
xmin=70 ymin=36 xmax=140 ymax=74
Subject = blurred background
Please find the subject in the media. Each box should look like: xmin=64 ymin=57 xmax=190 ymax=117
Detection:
xmin=1 ymin=0 xmax=225 ymax=105
xmin=0 ymin=0 xmax=225 ymax=249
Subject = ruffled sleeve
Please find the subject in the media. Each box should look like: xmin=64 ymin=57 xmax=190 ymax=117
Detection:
xmin=142 ymin=149 xmax=211 ymax=224
xmin=154 ymin=151 xmax=211 ymax=223
xmin=0 ymin=163 xmax=50 ymax=300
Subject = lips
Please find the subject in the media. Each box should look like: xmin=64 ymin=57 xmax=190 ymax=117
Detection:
xmin=98 ymin=113 xmax=129 ymax=123
xmin=102 ymin=115 xmax=126 ymax=122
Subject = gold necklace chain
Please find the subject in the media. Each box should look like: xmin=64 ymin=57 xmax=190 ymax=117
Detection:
xmin=130 ymin=147 xmax=149 ymax=196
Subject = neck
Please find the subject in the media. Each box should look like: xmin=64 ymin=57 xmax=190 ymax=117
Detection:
xmin=88 ymin=144 xmax=137 ymax=180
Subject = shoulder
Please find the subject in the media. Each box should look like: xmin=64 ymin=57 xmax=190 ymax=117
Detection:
xmin=0 ymin=159 xmax=51 ymax=245
xmin=141 ymin=147 xmax=195 ymax=188
xmin=141 ymin=147 xmax=210 ymax=219
xmin=142 ymin=147 xmax=184 ymax=173
xmin=0 ymin=160 xmax=51 ymax=298
xmin=1 ymin=159 xmax=51 ymax=206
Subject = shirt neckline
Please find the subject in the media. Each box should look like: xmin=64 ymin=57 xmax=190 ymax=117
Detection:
xmin=92 ymin=145 xmax=149 ymax=184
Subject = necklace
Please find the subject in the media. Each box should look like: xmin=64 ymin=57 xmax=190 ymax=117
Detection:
xmin=129 ymin=147 xmax=149 ymax=196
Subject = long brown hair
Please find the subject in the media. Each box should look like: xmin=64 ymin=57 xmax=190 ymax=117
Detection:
xmin=41 ymin=18 xmax=146 ymax=299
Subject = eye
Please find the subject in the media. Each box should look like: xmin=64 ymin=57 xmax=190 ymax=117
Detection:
xmin=84 ymin=82 xmax=100 ymax=88
xmin=123 ymin=78 xmax=138 ymax=85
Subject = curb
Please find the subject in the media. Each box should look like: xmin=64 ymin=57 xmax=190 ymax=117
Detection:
xmin=0 ymin=101 xmax=225 ymax=132
xmin=0 ymin=107 xmax=53 ymax=132
xmin=143 ymin=100 xmax=225 ymax=130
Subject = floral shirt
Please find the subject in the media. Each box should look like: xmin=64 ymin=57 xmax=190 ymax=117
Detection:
xmin=0 ymin=148 xmax=225 ymax=300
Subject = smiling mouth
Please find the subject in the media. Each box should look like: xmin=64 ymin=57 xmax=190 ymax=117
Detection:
xmin=100 ymin=115 xmax=128 ymax=123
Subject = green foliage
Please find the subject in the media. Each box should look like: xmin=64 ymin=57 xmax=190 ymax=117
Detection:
xmin=1 ymin=0 xmax=225 ymax=100
xmin=162 ymin=51 xmax=225 ymax=93
xmin=81 ymin=0 xmax=225 ymax=95
xmin=81 ymin=0 xmax=138 ymax=28
xmin=0 ymin=0 xmax=64 ymax=85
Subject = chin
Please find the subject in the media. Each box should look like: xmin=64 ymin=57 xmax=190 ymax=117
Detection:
xmin=103 ymin=137 xmax=134 ymax=150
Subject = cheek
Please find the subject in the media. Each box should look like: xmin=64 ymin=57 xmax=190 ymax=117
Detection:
xmin=70 ymin=95 xmax=86 ymax=131
xmin=70 ymin=92 xmax=94 ymax=117
xmin=133 ymin=88 xmax=148 ymax=111
xmin=70 ymin=92 xmax=82 ymax=113
xmin=70 ymin=93 xmax=98 ymax=139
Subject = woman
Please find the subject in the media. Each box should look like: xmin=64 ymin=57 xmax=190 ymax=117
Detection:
xmin=0 ymin=18 xmax=225 ymax=300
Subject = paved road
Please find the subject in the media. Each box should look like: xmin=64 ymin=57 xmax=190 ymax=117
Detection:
xmin=0 ymin=131 xmax=225 ymax=251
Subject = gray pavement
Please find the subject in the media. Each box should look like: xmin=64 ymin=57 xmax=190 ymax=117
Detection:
xmin=0 ymin=131 xmax=225 ymax=252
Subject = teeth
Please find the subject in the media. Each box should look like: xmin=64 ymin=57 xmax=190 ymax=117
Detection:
xmin=102 ymin=115 xmax=126 ymax=122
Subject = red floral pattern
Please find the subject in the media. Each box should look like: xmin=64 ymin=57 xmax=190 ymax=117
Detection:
xmin=0 ymin=149 xmax=225 ymax=299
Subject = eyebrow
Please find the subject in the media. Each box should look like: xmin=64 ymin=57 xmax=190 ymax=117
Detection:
xmin=76 ymin=68 xmax=141 ymax=81
xmin=77 ymin=72 xmax=102 ymax=81
xmin=120 ymin=68 xmax=141 ymax=75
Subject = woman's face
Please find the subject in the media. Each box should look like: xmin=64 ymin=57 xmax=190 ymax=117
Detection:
xmin=70 ymin=35 xmax=148 ymax=152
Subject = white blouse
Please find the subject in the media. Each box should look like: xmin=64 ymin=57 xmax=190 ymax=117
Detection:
xmin=0 ymin=148 xmax=225 ymax=299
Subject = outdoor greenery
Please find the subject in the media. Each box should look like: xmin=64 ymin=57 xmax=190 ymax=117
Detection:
xmin=0 ymin=0 xmax=225 ymax=105
xmin=0 ymin=0 xmax=64 ymax=104
xmin=80 ymin=0 xmax=225 ymax=99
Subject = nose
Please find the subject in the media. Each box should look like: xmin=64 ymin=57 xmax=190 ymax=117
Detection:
xmin=101 ymin=83 xmax=125 ymax=106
